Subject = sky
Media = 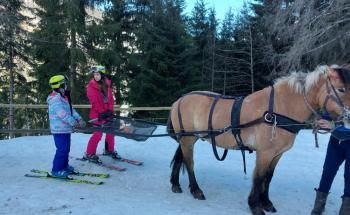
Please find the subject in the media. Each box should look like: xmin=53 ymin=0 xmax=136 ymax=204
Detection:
xmin=185 ymin=0 xmax=249 ymax=22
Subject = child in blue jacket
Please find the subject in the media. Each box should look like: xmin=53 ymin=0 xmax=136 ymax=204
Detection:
xmin=47 ymin=75 xmax=86 ymax=178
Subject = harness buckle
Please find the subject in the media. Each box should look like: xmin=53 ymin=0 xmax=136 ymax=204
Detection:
xmin=222 ymin=125 xmax=232 ymax=133
xmin=264 ymin=112 xmax=275 ymax=123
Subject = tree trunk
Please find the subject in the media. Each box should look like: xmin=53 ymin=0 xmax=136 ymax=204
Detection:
xmin=70 ymin=29 xmax=77 ymax=94
xmin=9 ymin=44 xmax=14 ymax=139
xmin=249 ymin=25 xmax=254 ymax=93
xmin=211 ymin=36 xmax=215 ymax=91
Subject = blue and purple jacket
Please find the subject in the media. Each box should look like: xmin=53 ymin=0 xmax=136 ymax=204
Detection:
xmin=47 ymin=91 xmax=81 ymax=134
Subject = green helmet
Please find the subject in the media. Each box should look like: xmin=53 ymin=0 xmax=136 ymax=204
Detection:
xmin=90 ymin=65 xmax=107 ymax=74
xmin=49 ymin=75 xmax=67 ymax=89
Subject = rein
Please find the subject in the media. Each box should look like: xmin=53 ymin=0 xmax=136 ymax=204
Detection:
xmin=303 ymin=75 xmax=348 ymax=147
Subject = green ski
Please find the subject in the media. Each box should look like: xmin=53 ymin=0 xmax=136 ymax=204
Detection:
xmin=24 ymin=174 xmax=104 ymax=185
xmin=31 ymin=169 xmax=110 ymax=178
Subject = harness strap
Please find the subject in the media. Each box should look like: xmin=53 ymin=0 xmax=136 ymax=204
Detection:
xmin=263 ymin=86 xmax=305 ymax=134
xmin=327 ymin=77 xmax=344 ymax=107
xmin=177 ymin=98 xmax=185 ymax=138
xmin=263 ymin=111 xmax=306 ymax=133
xmin=184 ymin=91 xmax=236 ymax=99
xmin=268 ymin=86 xmax=275 ymax=114
xmin=209 ymin=95 xmax=228 ymax=161
xmin=231 ymin=96 xmax=250 ymax=174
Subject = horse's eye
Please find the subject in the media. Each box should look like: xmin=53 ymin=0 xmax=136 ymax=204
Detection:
xmin=338 ymin=88 xmax=345 ymax=93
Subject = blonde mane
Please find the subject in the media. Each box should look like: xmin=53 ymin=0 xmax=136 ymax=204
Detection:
xmin=274 ymin=65 xmax=330 ymax=94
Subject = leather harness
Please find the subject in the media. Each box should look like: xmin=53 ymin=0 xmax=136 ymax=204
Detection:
xmin=176 ymin=87 xmax=306 ymax=173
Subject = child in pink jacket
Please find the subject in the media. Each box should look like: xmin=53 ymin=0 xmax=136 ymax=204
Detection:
xmin=83 ymin=66 xmax=121 ymax=163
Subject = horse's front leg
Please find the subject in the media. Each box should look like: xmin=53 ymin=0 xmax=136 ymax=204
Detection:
xmin=259 ymin=155 xmax=282 ymax=213
xmin=248 ymin=152 xmax=279 ymax=215
xmin=249 ymin=173 xmax=266 ymax=215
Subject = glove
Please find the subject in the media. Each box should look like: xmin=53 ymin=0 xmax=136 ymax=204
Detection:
xmin=105 ymin=109 xmax=114 ymax=116
xmin=78 ymin=119 xmax=86 ymax=128
xmin=72 ymin=120 xmax=79 ymax=128
xmin=98 ymin=110 xmax=114 ymax=121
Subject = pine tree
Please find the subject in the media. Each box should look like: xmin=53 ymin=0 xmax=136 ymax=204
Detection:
xmin=248 ymin=0 xmax=278 ymax=85
xmin=219 ymin=8 xmax=235 ymax=49
xmin=0 ymin=0 xmax=34 ymax=138
xmin=128 ymin=0 xmax=194 ymax=121
xmin=32 ymin=0 xmax=99 ymax=103
xmin=86 ymin=0 xmax=132 ymax=108
xmin=188 ymin=0 xmax=211 ymax=89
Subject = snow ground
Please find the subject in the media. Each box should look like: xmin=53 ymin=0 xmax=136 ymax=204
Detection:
xmin=0 ymin=127 xmax=345 ymax=215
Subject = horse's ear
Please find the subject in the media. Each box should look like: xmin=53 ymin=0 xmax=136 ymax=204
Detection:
xmin=329 ymin=66 xmax=350 ymax=90
xmin=328 ymin=67 xmax=346 ymax=88
xmin=329 ymin=68 xmax=340 ymax=80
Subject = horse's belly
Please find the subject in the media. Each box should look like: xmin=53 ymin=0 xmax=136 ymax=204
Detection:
xmin=206 ymin=133 xmax=240 ymax=149
xmin=205 ymin=132 xmax=257 ymax=150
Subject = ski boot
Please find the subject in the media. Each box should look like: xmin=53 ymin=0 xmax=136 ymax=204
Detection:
xmin=64 ymin=165 xmax=74 ymax=174
xmin=103 ymin=150 xmax=122 ymax=160
xmin=83 ymin=153 xmax=102 ymax=164
xmin=50 ymin=170 xmax=70 ymax=179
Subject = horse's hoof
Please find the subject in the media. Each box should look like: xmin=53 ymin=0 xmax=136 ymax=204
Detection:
xmin=262 ymin=202 xmax=277 ymax=212
xmin=171 ymin=185 xmax=182 ymax=193
xmin=263 ymin=205 xmax=277 ymax=213
xmin=250 ymin=207 xmax=266 ymax=215
xmin=191 ymin=189 xmax=206 ymax=200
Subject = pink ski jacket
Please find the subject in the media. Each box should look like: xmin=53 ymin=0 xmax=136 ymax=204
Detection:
xmin=87 ymin=79 xmax=115 ymax=120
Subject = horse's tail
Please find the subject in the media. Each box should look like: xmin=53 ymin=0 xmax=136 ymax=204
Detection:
xmin=170 ymin=145 xmax=186 ymax=177
xmin=167 ymin=112 xmax=177 ymax=141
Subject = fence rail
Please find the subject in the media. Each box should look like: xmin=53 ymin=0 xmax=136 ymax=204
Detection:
xmin=0 ymin=104 xmax=172 ymax=111
xmin=0 ymin=129 xmax=51 ymax=134
xmin=0 ymin=104 xmax=171 ymax=136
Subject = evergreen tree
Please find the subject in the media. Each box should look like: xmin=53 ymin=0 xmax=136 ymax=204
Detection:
xmin=0 ymin=0 xmax=34 ymax=137
xmin=128 ymin=0 xmax=194 ymax=120
xmin=86 ymin=0 xmax=132 ymax=108
xmin=219 ymin=8 xmax=235 ymax=49
xmin=188 ymin=0 xmax=211 ymax=88
xmin=248 ymin=0 xmax=280 ymax=84
xmin=32 ymin=0 xmax=99 ymax=103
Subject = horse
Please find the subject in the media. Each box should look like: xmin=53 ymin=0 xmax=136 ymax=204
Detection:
xmin=167 ymin=65 xmax=350 ymax=215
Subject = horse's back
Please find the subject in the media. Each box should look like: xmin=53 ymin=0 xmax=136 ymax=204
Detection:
xmin=170 ymin=91 xmax=235 ymax=135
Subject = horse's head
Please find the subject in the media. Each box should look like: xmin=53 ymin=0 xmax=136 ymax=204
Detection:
xmin=318 ymin=65 xmax=350 ymax=127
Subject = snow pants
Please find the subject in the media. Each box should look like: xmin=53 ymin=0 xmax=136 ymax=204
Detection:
xmin=318 ymin=135 xmax=350 ymax=197
xmin=86 ymin=131 xmax=115 ymax=155
xmin=52 ymin=133 xmax=71 ymax=172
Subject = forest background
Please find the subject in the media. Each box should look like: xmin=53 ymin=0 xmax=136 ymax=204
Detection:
xmin=1 ymin=0 xmax=350 ymax=138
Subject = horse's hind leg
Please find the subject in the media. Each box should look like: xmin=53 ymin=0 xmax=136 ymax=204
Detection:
xmin=170 ymin=145 xmax=184 ymax=193
xmin=248 ymin=152 xmax=280 ymax=215
xmin=179 ymin=136 xmax=205 ymax=200
xmin=260 ymin=154 xmax=282 ymax=213
xmin=170 ymin=136 xmax=200 ymax=197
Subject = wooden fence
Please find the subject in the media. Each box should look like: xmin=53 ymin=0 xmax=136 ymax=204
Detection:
xmin=0 ymin=104 xmax=171 ymax=111
xmin=0 ymin=104 xmax=171 ymax=135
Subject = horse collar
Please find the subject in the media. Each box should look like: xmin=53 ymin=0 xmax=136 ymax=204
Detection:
xmin=263 ymin=86 xmax=305 ymax=134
